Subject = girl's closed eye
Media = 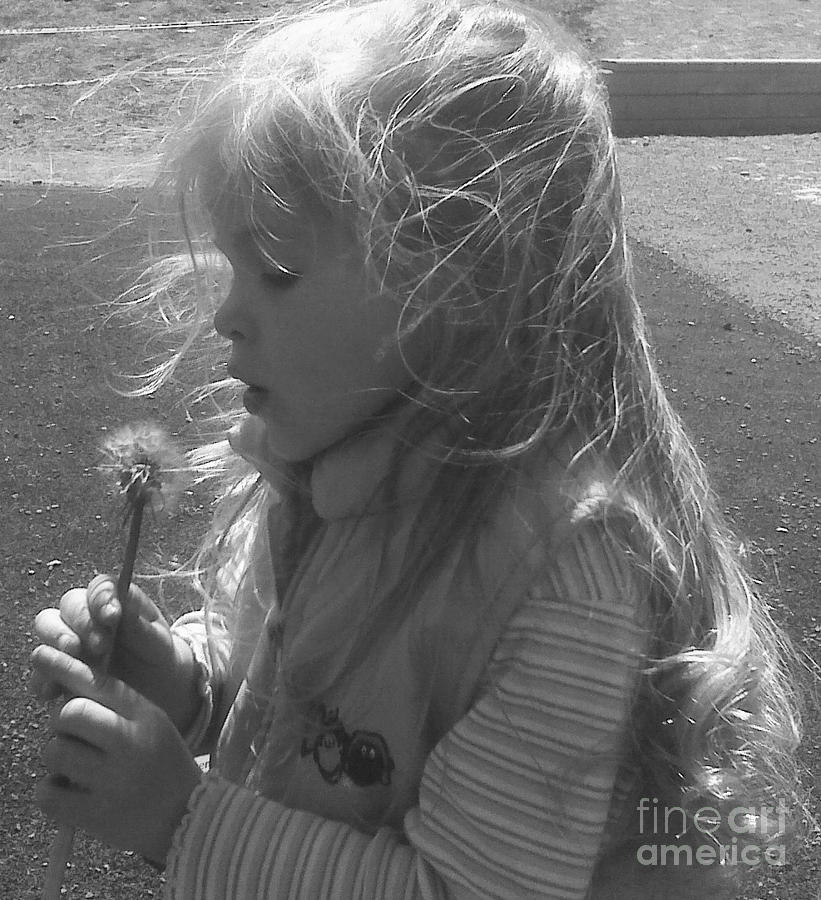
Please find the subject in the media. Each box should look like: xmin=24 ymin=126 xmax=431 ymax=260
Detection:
xmin=261 ymin=265 xmax=301 ymax=288
xmin=210 ymin=235 xmax=300 ymax=288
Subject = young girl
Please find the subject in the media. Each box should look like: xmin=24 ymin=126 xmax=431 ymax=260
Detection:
xmin=30 ymin=1 xmax=803 ymax=897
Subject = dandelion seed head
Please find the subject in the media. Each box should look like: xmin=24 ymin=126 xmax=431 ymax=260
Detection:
xmin=100 ymin=421 xmax=188 ymax=515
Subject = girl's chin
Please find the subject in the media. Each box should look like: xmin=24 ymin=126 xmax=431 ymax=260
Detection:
xmin=258 ymin=416 xmax=366 ymax=466
xmin=254 ymin=416 xmax=329 ymax=464
xmin=243 ymin=393 xmax=315 ymax=461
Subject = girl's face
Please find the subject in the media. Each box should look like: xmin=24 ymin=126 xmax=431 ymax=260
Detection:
xmin=212 ymin=194 xmax=417 ymax=462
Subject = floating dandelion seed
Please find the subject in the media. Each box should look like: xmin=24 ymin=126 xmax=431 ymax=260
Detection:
xmin=43 ymin=422 xmax=188 ymax=900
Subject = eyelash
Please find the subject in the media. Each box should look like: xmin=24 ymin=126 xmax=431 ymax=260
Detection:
xmin=212 ymin=246 xmax=299 ymax=288
xmin=261 ymin=268 xmax=300 ymax=287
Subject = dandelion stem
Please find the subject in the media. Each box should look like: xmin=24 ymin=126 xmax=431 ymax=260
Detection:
xmin=117 ymin=496 xmax=146 ymax=611
xmin=43 ymin=422 xmax=184 ymax=899
xmin=44 ymin=485 xmax=148 ymax=899
xmin=43 ymin=828 xmax=74 ymax=900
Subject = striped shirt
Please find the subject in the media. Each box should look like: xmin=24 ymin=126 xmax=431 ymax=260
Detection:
xmin=166 ymin=416 xmax=648 ymax=899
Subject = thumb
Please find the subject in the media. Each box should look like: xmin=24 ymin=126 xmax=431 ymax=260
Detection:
xmin=114 ymin=584 xmax=174 ymax=678
xmin=88 ymin=576 xmax=168 ymax=660
xmin=118 ymin=581 xmax=165 ymax=629
xmin=88 ymin=574 xmax=162 ymax=630
xmin=31 ymin=645 xmax=141 ymax=719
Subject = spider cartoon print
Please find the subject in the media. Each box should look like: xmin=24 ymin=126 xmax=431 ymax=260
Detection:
xmin=301 ymin=705 xmax=395 ymax=787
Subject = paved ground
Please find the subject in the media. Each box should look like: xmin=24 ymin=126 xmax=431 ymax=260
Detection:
xmin=1 ymin=178 xmax=818 ymax=898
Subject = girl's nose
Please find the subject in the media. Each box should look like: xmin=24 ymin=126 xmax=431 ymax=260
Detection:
xmin=213 ymin=284 xmax=245 ymax=340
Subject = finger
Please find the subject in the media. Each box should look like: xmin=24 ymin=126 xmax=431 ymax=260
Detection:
xmin=35 ymin=774 xmax=124 ymax=849
xmin=52 ymin=695 xmax=122 ymax=753
xmin=85 ymin=575 xmax=128 ymax=659
xmin=35 ymin=773 xmax=92 ymax=827
xmin=118 ymin=581 xmax=164 ymax=626
xmin=29 ymin=667 xmax=63 ymax=702
xmin=42 ymin=734 xmax=104 ymax=790
xmin=90 ymin=576 xmax=166 ymax=638
xmin=32 ymin=606 xmax=83 ymax=700
xmin=33 ymin=607 xmax=82 ymax=657
xmin=58 ymin=586 xmax=112 ymax=659
xmin=87 ymin=574 xmax=121 ymax=629
xmin=30 ymin=645 xmax=137 ymax=718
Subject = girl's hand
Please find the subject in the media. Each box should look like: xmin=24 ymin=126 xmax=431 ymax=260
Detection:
xmin=31 ymin=574 xmax=202 ymax=735
xmin=31 ymin=644 xmax=202 ymax=866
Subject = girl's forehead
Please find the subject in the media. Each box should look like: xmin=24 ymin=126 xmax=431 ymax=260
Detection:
xmin=208 ymin=189 xmax=307 ymax=247
xmin=207 ymin=184 xmax=356 ymax=264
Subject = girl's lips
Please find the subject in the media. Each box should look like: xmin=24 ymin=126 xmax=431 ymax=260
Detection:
xmin=227 ymin=365 xmax=263 ymax=391
xmin=227 ymin=366 xmax=268 ymax=412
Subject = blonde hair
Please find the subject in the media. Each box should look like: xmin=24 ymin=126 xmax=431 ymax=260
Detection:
xmin=127 ymin=0 xmax=804 ymax=868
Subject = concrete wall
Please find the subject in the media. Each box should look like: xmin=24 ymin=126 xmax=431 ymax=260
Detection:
xmin=601 ymin=59 xmax=821 ymax=136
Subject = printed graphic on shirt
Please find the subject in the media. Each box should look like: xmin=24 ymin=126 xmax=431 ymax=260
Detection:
xmin=300 ymin=704 xmax=395 ymax=787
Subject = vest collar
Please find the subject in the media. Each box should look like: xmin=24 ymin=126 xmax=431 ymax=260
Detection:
xmin=228 ymin=413 xmax=438 ymax=520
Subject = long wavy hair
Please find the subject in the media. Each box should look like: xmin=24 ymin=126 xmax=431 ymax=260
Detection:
xmin=123 ymin=0 xmax=804 ymax=867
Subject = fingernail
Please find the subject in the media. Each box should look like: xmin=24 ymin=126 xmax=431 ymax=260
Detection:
xmin=101 ymin=601 xmax=119 ymax=622
xmin=56 ymin=635 xmax=73 ymax=653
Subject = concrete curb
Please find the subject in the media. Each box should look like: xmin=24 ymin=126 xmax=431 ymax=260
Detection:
xmin=601 ymin=59 xmax=821 ymax=136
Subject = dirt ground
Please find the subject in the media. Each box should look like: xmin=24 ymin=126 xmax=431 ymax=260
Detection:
xmin=1 ymin=2 xmax=819 ymax=898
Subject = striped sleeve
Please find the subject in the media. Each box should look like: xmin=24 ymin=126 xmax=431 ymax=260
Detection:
xmin=164 ymin=521 xmax=646 ymax=899
xmin=166 ymin=774 xmax=450 ymax=900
